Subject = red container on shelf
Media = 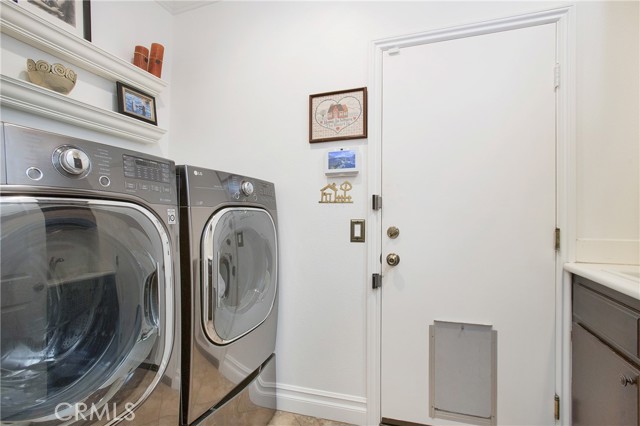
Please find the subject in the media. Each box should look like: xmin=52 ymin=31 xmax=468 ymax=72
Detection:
xmin=133 ymin=45 xmax=149 ymax=70
xmin=148 ymin=43 xmax=164 ymax=78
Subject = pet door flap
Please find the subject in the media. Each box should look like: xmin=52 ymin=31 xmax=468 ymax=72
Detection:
xmin=429 ymin=321 xmax=497 ymax=425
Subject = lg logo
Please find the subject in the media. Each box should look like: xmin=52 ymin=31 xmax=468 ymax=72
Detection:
xmin=193 ymin=170 xmax=203 ymax=176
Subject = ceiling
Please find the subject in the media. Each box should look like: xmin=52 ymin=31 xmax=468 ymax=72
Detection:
xmin=155 ymin=0 xmax=219 ymax=16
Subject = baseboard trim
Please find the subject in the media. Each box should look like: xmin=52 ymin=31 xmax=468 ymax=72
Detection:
xmin=576 ymin=238 xmax=640 ymax=265
xmin=276 ymin=383 xmax=367 ymax=425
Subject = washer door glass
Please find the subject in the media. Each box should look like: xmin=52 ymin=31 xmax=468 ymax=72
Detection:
xmin=202 ymin=207 xmax=277 ymax=344
xmin=0 ymin=198 xmax=174 ymax=424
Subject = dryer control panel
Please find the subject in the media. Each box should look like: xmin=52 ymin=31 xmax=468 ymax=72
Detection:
xmin=1 ymin=123 xmax=177 ymax=206
xmin=178 ymin=165 xmax=276 ymax=211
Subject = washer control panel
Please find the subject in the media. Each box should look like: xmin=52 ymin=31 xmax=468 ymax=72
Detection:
xmin=1 ymin=123 xmax=177 ymax=206
xmin=123 ymin=155 xmax=172 ymax=184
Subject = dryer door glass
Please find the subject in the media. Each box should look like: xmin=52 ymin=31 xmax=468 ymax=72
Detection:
xmin=0 ymin=198 xmax=174 ymax=425
xmin=202 ymin=207 xmax=277 ymax=344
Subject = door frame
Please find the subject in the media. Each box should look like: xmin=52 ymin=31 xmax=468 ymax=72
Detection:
xmin=366 ymin=7 xmax=576 ymax=425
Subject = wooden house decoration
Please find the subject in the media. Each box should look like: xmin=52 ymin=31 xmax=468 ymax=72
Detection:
xmin=319 ymin=181 xmax=353 ymax=204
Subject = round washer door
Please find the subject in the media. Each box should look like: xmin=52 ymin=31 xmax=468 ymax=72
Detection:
xmin=0 ymin=197 xmax=175 ymax=425
xmin=201 ymin=207 xmax=277 ymax=345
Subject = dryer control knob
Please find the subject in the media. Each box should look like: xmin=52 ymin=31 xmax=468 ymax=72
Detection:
xmin=53 ymin=146 xmax=91 ymax=178
xmin=241 ymin=181 xmax=254 ymax=196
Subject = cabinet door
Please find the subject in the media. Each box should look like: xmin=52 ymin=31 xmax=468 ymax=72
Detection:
xmin=573 ymin=323 xmax=639 ymax=425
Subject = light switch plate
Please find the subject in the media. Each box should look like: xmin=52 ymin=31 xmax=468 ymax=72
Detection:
xmin=350 ymin=219 xmax=365 ymax=243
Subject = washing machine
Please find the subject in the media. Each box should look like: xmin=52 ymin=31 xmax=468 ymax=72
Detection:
xmin=0 ymin=123 xmax=181 ymax=425
xmin=177 ymin=165 xmax=277 ymax=426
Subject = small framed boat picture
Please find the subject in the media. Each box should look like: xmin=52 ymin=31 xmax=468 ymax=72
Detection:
xmin=116 ymin=82 xmax=157 ymax=125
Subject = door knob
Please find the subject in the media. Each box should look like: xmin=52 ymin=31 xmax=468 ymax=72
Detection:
xmin=620 ymin=375 xmax=638 ymax=387
xmin=386 ymin=253 xmax=400 ymax=266
xmin=387 ymin=226 xmax=400 ymax=239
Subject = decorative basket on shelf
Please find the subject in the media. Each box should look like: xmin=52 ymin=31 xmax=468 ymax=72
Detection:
xmin=26 ymin=59 xmax=77 ymax=95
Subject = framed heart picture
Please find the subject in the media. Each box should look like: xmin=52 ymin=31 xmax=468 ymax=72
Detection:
xmin=309 ymin=87 xmax=367 ymax=143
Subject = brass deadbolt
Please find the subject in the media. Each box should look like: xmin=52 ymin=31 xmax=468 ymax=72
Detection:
xmin=386 ymin=253 xmax=400 ymax=266
xmin=387 ymin=226 xmax=400 ymax=239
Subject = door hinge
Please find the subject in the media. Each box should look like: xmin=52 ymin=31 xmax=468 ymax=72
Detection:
xmin=555 ymin=228 xmax=561 ymax=251
xmin=372 ymin=194 xmax=382 ymax=211
xmin=554 ymin=63 xmax=560 ymax=90
xmin=372 ymin=273 xmax=382 ymax=289
xmin=554 ymin=394 xmax=560 ymax=421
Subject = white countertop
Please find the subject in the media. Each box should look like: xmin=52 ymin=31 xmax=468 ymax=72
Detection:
xmin=565 ymin=262 xmax=640 ymax=300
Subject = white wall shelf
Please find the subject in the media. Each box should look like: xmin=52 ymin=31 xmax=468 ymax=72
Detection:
xmin=0 ymin=0 xmax=168 ymax=144
xmin=0 ymin=75 xmax=167 ymax=144
xmin=0 ymin=0 xmax=167 ymax=96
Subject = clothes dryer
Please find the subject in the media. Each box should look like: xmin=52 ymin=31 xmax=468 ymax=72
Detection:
xmin=178 ymin=165 xmax=277 ymax=426
xmin=0 ymin=123 xmax=181 ymax=425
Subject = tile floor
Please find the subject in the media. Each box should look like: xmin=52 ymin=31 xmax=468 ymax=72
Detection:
xmin=268 ymin=410 xmax=354 ymax=426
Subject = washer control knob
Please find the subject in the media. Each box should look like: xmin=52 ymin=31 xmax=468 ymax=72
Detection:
xmin=241 ymin=181 xmax=254 ymax=196
xmin=54 ymin=146 xmax=91 ymax=177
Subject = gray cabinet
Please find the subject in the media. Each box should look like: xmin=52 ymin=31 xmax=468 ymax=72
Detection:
xmin=572 ymin=276 xmax=640 ymax=426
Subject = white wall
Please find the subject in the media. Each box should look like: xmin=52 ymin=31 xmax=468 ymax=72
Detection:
xmin=0 ymin=0 xmax=174 ymax=157
xmin=575 ymin=1 xmax=640 ymax=264
xmin=168 ymin=1 xmax=640 ymax=423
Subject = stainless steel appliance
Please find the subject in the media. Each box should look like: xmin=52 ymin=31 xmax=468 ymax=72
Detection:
xmin=178 ymin=165 xmax=277 ymax=426
xmin=0 ymin=123 xmax=180 ymax=425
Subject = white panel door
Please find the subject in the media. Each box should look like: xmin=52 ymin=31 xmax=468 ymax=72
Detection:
xmin=381 ymin=23 xmax=557 ymax=425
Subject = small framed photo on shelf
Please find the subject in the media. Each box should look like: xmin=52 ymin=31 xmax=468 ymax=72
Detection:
xmin=309 ymin=87 xmax=367 ymax=143
xmin=116 ymin=82 xmax=157 ymax=125
xmin=16 ymin=0 xmax=92 ymax=41
xmin=325 ymin=148 xmax=359 ymax=176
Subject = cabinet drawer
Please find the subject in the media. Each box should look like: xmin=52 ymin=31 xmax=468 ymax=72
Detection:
xmin=572 ymin=323 xmax=639 ymax=426
xmin=573 ymin=282 xmax=640 ymax=359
